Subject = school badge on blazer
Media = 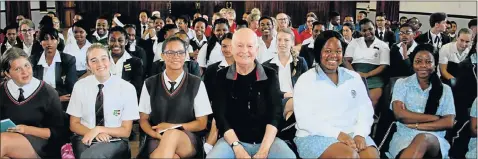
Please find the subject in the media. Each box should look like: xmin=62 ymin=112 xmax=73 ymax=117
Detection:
xmin=351 ymin=90 xmax=356 ymax=98
xmin=124 ymin=64 xmax=132 ymax=71
xmin=113 ymin=110 xmax=121 ymax=116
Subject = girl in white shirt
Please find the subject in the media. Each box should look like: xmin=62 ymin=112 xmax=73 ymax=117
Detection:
xmin=293 ymin=30 xmax=377 ymax=158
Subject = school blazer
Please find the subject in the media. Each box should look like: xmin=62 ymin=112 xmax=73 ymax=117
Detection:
xmin=120 ymin=56 xmax=144 ymax=98
xmin=30 ymin=52 xmax=78 ymax=96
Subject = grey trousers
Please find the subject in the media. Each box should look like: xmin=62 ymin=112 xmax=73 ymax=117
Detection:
xmin=71 ymin=135 xmax=130 ymax=159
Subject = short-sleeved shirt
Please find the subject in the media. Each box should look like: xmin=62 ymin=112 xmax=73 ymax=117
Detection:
xmin=197 ymin=42 xmax=223 ymax=67
xmin=63 ymin=41 xmax=92 ymax=71
xmin=345 ymin=37 xmax=390 ymax=65
xmin=390 ymin=74 xmax=456 ymax=138
xmin=67 ymin=75 xmax=140 ymax=129
xmin=439 ymin=42 xmax=471 ymax=64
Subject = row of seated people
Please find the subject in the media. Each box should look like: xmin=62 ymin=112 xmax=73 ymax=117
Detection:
xmin=1 ymin=26 xmax=476 ymax=159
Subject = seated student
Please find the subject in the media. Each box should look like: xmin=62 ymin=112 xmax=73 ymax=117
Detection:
xmin=207 ymin=28 xmax=296 ymax=158
xmin=107 ymin=26 xmax=144 ymax=98
xmin=153 ymin=24 xmax=180 ymax=62
xmin=0 ymin=48 xmax=66 ymax=158
xmin=341 ymin=23 xmax=360 ymax=44
xmin=299 ymin=21 xmax=325 ymax=68
xmin=203 ymin=32 xmax=235 ymax=100
xmin=293 ymin=30 xmax=378 ymax=159
xmin=190 ymin=17 xmax=208 ymax=60
xmin=149 ymin=32 xmax=200 ymax=77
xmin=236 ymin=19 xmax=248 ymax=30
xmin=439 ymin=28 xmax=473 ymax=87
xmin=387 ymin=44 xmax=455 ymax=158
xmin=63 ymin=20 xmax=92 ymax=78
xmin=67 ymin=44 xmax=139 ymax=159
xmin=257 ymin=16 xmax=278 ymax=63
xmin=262 ymin=28 xmax=308 ymax=156
xmin=466 ymin=98 xmax=477 ymax=159
xmin=388 ymin=23 xmax=417 ymax=78
xmin=16 ymin=19 xmax=43 ymax=57
xmin=30 ymin=27 xmax=78 ymax=108
xmin=138 ymin=36 xmax=212 ymax=158
xmin=124 ymin=24 xmax=148 ymax=71
xmin=344 ymin=18 xmax=390 ymax=108
xmin=90 ymin=16 xmax=110 ymax=46
xmin=197 ymin=18 xmax=230 ymax=69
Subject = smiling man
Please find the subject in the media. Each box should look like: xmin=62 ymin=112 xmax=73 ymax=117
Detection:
xmin=91 ymin=16 xmax=109 ymax=46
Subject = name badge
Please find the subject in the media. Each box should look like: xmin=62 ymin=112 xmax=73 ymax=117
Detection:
xmin=124 ymin=64 xmax=131 ymax=71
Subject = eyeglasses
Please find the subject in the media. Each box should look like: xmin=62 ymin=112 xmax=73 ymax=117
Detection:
xmin=277 ymin=18 xmax=288 ymax=21
xmin=163 ymin=50 xmax=186 ymax=57
xmin=20 ymin=28 xmax=35 ymax=33
xmin=399 ymin=31 xmax=413 ymax=35
xmin=376 ymin=19 xmax=385 ymax=22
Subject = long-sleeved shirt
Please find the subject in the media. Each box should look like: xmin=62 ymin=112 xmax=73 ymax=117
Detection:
xmin=294 ymin=66 xmax=374 ymax=139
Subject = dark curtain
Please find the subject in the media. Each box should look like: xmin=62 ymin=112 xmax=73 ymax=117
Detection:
xmin=330 ymin=1 xmax=357 ymax=22
xmin=376 ymin=1 xmax=400 ymax=22
xmin=5 ymin=1 xmax=31 ymax=26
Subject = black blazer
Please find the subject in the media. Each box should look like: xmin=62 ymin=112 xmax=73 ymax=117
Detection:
xmin=387 ymin=44 xmax=415 ymax=78
xmin=0 ymin=37 xmax=21 ymax=54
xmin=137 ymin=38 xmax=156 ymax=78
xmin=148 ymin=60 xmax=201 ymax=77
xmin=190 ymin=38 xmax=208 ymax=52
xmin=375 ymin=29 xmax=396 ymax=48
xmin=14 ymin=41 xmax=43 ymax=57
xmin=126 ymin=45 xmax=148 ymax=70
xmin=262 ymin=56 xmax=308 ymax=98
xmin=415 ymin=31 xmax=451 ymax=49
xmin=203 ymin=61 xmax=228 ymax=102
xmin=120 ymin=56 xmax=144 ymax=98
xmin=299 ymin=44 xmax=315 ymax=69
xmin=30 ymin=52 xmax=78 ymax=96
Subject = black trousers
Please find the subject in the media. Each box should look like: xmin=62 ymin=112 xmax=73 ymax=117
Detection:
xmin=71 ymin=135 xmax=130 ymax=159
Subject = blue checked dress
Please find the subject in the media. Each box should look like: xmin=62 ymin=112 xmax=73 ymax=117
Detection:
xmin=387 ymin=74 xmax=455 ymax=158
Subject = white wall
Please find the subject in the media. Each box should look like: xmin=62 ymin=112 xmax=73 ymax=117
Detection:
xmin=0 ymin=1 xmax=56 ymax=29
xmin=1 ymin=1 xmax=5 ymax=29
xmin=357 ymin=1 xmax=477 ymax=33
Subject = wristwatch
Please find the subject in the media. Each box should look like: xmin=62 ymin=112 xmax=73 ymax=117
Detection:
xmin=231 ymin=141 xmax=241 ymax=147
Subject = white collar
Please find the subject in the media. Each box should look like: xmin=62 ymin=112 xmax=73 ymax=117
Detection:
xmin=377 ymin=28 xmax=386 ymax=33
xmin=93 ymin=31 xmax=109 ymax=40
xmin=219 ymin=59 xmax=230 ymax=67
xmin=5 ymin=41 xmax=17 ymax=47
xmin=397 ymin=41 xmax=418 ymax=55
xmin=90 ymin=73 xmax=116 ymax=86
xmin=193 ymin=35 xmax=207 ymax=44
xmin=7 ymin=77 xmax=40 ymax=94
xmin=430 ymin=30 xmax=441 ymax=38
xmin=269 ymin=54 xmax=293 ymax=67
xmin=453 ymin=41 xmax=471 ymax=54
xmin=109 ymin=51 xmax=132 ymax=64
xmin=163 ymin=70 xmax=185 ymax=84
xmin=302 ymin=37 xmax=313 ymax=46
xmin=38 ymin=50 xmax=62 ymax=67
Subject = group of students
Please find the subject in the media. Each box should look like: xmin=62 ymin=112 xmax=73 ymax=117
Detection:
xmin=0 ymin=7 xmax=477 ymax=159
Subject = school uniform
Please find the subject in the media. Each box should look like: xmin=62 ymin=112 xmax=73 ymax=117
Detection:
xmin=136 ymin=23 xmax=148 ymax=39
xmin=344 ymin=37 xmax=390 ymax=89
xmin=184 ymin=28 xmax=196 ymax=40
xmin=126 ymin=43 xmax=148 ymax=70
xmin=149 ymin=60 xmax=200 ymax=77
xmin=438 ymin=41 xmax=471 ymax=85
xmin=386 ymin=74 xmax=455 ymax=158
xmin=109 ymin=51 xmax=144 ymax=98
xmin=387 ymin=41 xmax=417 ymax=78
xmin=90 ymin=31 xmax=109 ymax=46
xmin=203 ymin=59 xmax=230 ymax=100
xmin=257 ymin=36 xmax=278 ymax=63
xmin=376 ymin=28 xmax=397 ymax=48
xmin=0 ymin=39 xmax=19 ymax=54
xmin=415 ymin=30 xmax=451 ymax=64
xmin=66 ymin=75 xmax=139 ymax=159
xmin=14 ymin=41 xmax=42 ymax=57
xmin=189 ymin=35 xmax=208 ymax=53
xmin=0 ymin=78 xmax=67 ymax=158
xmin=138 ymin=71 xmax=212 ymax=155
xmin=293 ymin=66 xmax=375 ymax=158
xmin=466 ymin=98 xmax=477 ymax=159
xmin=197 ymin=42 xmax=223 ymax=67
xmin=63 ymin=40 xmax=92 ymax=77
xmin=299 ymin=37 xmax=316 ymax=68
xmin=30 ymin=50 xmax=78 ymax=99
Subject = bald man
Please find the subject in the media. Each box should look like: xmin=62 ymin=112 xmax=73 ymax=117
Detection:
xmin=207 ymin=28 xmax=296 ymax=158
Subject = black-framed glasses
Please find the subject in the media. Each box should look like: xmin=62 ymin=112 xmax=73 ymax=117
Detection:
xmin=163 ymin=50 xmax=186 ymax=57
xmin=20 ymin=28 xmax=35 ymax=33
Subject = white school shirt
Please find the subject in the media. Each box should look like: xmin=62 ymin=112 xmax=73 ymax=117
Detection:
xmin=197 ymin=42 xmax=223 ymax=67
xmin=67 ymin=75 xmax=140 ymax=129
xmin=23 ymin=42 xmax=33 ymax=57
xmin=37 ymin=50 xmax=62 ymax=88
xmin=294 ymin=66 xmax=374 ymax=138
xmin=138 ymin=71 xmax=213 ymax=118
xmin=344 ymin=37 xmax=390 ymax=65
xmin=439 ymin=41 xmax=471 ymax=64
xmin=430 ymin=30 xmax=443 ymax=49
xmin=397 ymin=41 xmax=418 ymax=59
xmin=109 ymin=51 xmax=133 ymax=77
xmin=63 ymin=41 xmax=92 ymax=71
xmin=7 ymin=77 xmax=41 ymax=100
xmin=257 ymin=36 xmax=278 ymax=63
xmin=268 ymin=54 xmax=294 ymax=93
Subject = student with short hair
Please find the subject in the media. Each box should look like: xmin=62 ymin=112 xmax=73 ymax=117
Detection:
xmin=67 ymin=44 xmax=139 ymax=159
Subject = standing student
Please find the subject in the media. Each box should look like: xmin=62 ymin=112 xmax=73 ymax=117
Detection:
xmin=0 ymin=48 xmax=67 ymax=158
xmin=388 ymin=23 xmax=417 ymax=78
xmin=207 ymin=28 xmax=296 ymax=159
xmin=197 ymin=18 xmax=229 ymax=68
xmin=138 ymin=36 xmax=212 ymax=158
xmin=293 ymin=30 xmax=377 ymax=159
xmin=344 ymin=18 xmax=390 ymax=108
xmin=30 ymin=27 xmax=78 ymax=108
xmin=387 ymin=44 xmax=455 ymax=159
xmin=415 ymin=12 xmax=451 ymax=61
xmin=67 ymin=44 xmax=139 ymax=159
xmin=63 ymin=20 xmax=92 ymax=78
